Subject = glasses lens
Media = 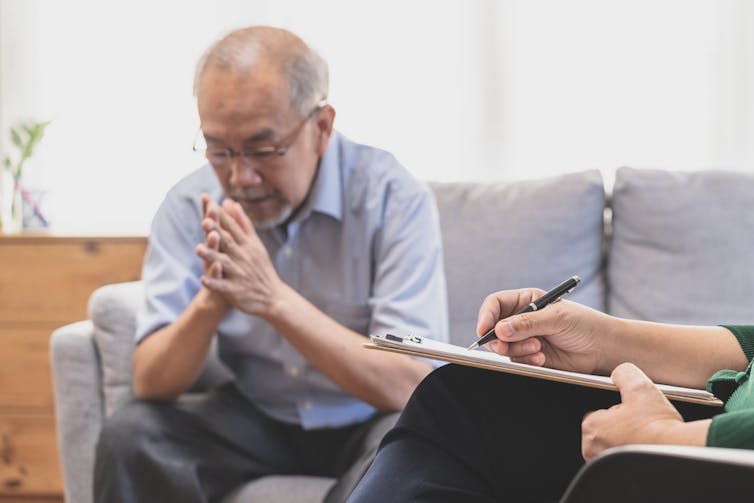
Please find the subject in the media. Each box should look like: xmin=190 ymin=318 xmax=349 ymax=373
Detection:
xmin=206 ymin=149 xmax=231 ymax=166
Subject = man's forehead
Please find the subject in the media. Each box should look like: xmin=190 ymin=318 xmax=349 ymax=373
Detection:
xmin=199 ymin=63 xmax=288 ymax=100
xmin=197 ymin=68 xmax=295 ymax=131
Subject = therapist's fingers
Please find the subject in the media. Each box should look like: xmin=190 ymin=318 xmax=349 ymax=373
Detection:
xmin=494 ymin=299 xmax=579 ymax=344
xmin=491 ymin=337 xmax=542 ymax=357
xmin=611 ymin=362 xmax=661 ymax=404
xmin=476 ymin=289 xmax=543 ymax=337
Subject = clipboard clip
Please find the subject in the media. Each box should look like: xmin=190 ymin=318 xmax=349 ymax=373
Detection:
xmin=385 ymin=333 xmax=423 ymax=344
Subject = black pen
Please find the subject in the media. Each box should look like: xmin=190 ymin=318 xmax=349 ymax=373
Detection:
xmin=466 ymin=275 xmax=581 ymax=350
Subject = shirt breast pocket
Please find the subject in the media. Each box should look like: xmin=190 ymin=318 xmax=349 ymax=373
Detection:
xmin=325 ymin=302 xmax=372 ymax=335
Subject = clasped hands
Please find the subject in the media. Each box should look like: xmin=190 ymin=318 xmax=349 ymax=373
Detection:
xmin=195 ymin=194 xmax=286 ymax=317
xmin=477 ymin=289 xmax=705 ymax=462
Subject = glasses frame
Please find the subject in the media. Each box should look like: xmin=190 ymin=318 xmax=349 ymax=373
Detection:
xmin=193 ymin=101 xmax=326 ymax=168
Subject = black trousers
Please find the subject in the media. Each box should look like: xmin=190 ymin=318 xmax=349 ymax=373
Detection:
xmin=348 ymin=364 xmax=720 ymax=503
xmin=94 ymin=382 xmax=398 ymax=503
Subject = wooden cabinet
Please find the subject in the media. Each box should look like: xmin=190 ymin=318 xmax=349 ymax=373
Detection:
xmin=0 ymin=235 xmax=147 ymax=501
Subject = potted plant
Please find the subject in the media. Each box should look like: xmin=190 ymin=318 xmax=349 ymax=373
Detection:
xmin=1 ymin=120 xmax=51 ymax=232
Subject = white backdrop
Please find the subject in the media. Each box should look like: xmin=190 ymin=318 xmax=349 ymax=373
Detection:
xmin=1 ymin=0 xmax=753 ymax=234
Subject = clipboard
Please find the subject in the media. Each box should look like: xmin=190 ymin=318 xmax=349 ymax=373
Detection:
xmin=366 ymin=334 xmax=723 ymax=406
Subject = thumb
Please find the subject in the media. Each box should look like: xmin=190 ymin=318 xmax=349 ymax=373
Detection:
xmin=223 ymin=199 xmax=254 ymax=235
xmin=611 ymin=362 xmax=654 ymax=404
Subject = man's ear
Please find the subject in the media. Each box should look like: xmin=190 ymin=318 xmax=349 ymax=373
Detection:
xmin=314 ymin=104 xmax=336 ymax=156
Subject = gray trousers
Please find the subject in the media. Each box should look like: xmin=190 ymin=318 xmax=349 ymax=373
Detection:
xmin=94 ymin=382 xmax=398 ymax=503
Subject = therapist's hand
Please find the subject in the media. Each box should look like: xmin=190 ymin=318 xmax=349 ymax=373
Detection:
xmin=581 ymin=363 xmax=707 ymax=461
xmin=476 ymin=288 xmax=612 ymax=374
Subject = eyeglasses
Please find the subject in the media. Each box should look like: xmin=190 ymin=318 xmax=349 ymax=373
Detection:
xmin=193 ymin=101 xmax=325 ymax=168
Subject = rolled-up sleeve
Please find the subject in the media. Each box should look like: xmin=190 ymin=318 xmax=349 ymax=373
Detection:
xmin=135 ymin=173 xmax=218 ymax=343
xmin=705 ymin=325 xmax=754 ymax=449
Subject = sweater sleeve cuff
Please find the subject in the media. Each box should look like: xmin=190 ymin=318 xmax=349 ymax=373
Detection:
xmin=707 ymin=410 xmax=754 ymax=449
xmin=721 ymin=325 xmax=754 ymax=362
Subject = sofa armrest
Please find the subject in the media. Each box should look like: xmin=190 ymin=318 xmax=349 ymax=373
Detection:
xmin=90 ymin=281 xmax=233 ymax=416
xmin=561 ymin=444 xmax=754 ymax=502
xmin=88 ymin=281 xmax=144 ymax=416
xmin=50 ymin=320 xmax=102 ymax=503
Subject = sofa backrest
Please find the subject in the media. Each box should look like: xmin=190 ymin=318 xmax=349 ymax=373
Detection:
xmin=607 ymin=167 xmax=754 ymax=325
xmin=430 ymin=170 xmax=607 ymax=345
xmin=90 ymin=167 xmax=754 ymax=416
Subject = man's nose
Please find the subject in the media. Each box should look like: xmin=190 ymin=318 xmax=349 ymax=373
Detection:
xmin=229 ymin=158 xmax=263 ymax=186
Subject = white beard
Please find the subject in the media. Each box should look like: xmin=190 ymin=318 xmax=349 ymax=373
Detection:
xmin=251 ymin=202 xmax=293 ymax=230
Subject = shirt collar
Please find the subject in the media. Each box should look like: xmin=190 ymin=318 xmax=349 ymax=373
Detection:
xmin=294 ymin=132 xmax=343 ymax=222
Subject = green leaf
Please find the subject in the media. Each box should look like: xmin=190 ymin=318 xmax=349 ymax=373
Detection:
xmin=26 ymin=122 xmax=49 ymax=153
xmin=10 ymin=127 xmax=22 ymax=148
xmin=4 ymin=119 xmax=51 ymax=180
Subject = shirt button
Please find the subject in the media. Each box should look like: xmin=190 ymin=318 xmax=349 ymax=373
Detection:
xmin=289 ymin=366 xmax=300 ymax=377
xmin=303 ymin=400 xmax=313 ymax=410
xmin=283 ymin=246 xmax=293 ymax=258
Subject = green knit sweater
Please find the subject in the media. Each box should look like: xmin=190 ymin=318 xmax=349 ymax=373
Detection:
xmin=705 ymin=325 xmax=754 ymax=448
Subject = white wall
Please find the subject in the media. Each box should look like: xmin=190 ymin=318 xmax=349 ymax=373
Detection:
xmin=2 ymin=0 xmax=753 ymax=234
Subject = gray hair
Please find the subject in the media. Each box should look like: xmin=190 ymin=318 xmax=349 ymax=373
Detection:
xmin=194 ymin=26 xmax=329 ymax=115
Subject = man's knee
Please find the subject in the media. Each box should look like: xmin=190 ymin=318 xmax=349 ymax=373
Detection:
xmin=96 ymin=401 xmax=173 ymax=464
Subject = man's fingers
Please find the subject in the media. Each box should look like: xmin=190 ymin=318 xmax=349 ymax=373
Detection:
xmin=215 ymin=224 xmax=239 ymax=254
xmin=219 ymin=199 xmax=261 ymax=242
xmin=206 ymin=230 xmax=220 ymax=251
xmin=196 ymin=244 xmax=237 ymax=275
xmin=214 ymin=203 xmax=246 ymax=243
xmin=201 ymin=274 xmax=232 ymax=293
xmin=202 ymin=194 xmax=223 ymax=224
xmin=201 ymin=193 xmax=212 ymax=217
xmin=208 ymin=260 xmax=223 ymax=279
xmin=225 ymin=199 xmax=254 ymax=235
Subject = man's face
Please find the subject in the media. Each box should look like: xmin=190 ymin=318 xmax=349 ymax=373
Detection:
xmin=196 ymin=66 xmax=322 ymax=229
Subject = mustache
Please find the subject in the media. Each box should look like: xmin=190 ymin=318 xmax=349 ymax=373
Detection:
xmin=228 ymin=189 xmax=278 ymax=202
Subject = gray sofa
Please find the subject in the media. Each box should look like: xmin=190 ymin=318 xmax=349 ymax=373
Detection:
xmin=50 ymin=167 xmax=754 ymax=502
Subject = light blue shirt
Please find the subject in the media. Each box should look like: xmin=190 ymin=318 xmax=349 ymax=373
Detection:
xmin=136 ymin=132 xmax=449 ymax=429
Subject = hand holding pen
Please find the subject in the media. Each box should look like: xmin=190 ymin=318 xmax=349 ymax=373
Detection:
xmin=467 ymin=275 xmax=581 ymax=350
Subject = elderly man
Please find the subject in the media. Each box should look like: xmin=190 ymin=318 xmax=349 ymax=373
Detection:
xmin=94 ymin=26 xmax=448 ymax=503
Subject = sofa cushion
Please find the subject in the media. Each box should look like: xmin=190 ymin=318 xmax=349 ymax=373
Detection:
xmin=608 ymin=167 xmax=754 ymax=324
xmin=222 ymin=475 xmax=335 ymax=503
xmin=431 ymin=170 xmax=606 ymax=344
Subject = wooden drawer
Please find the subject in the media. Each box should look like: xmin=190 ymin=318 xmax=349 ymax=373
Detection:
xmin=0 ymin=235 xmax=147 ymax=500
xmin=0 ymin=497 xmax=61 ymax=502
xmin=0 ymin=497 xmax=62 ymax=502
xmin=0 ymin=237 xmax=146 ymax=324
xmin=0 ymin=414 xmax=61 ymax=496
xmin=0 ymin=327 xmax=57 ymax=410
